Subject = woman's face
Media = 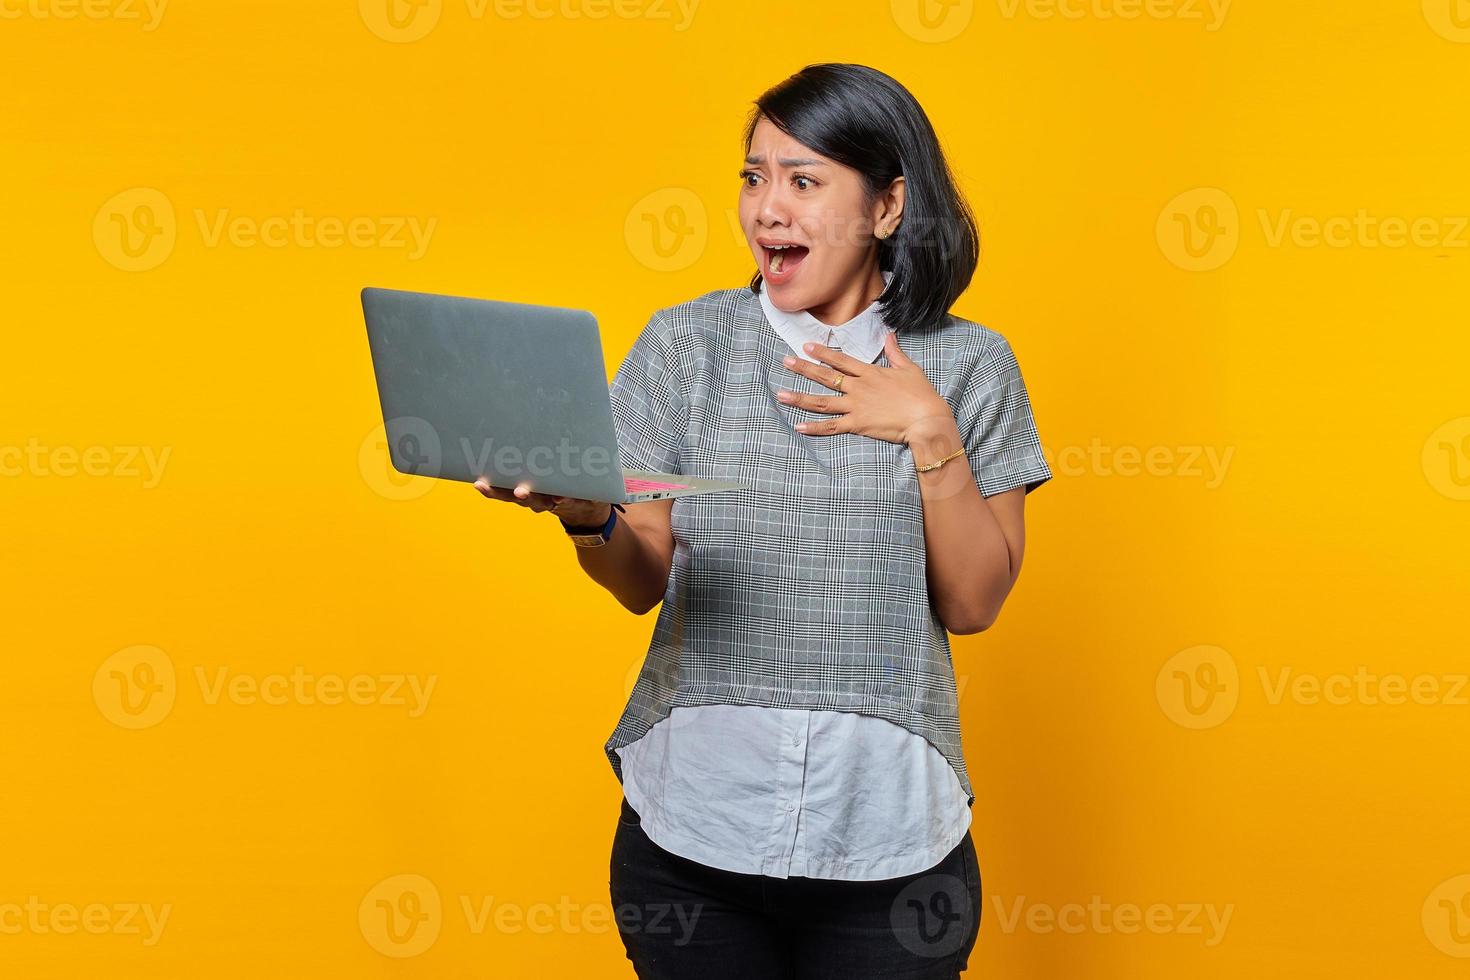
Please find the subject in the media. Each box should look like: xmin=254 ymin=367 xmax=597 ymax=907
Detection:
xmin=739 ymin=116 xmax=900 ymax=317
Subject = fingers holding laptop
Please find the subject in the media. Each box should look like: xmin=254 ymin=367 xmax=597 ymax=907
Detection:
xmin=472 ymin=478 xmax=555 ymax=511
xmin=472 ymin=477 xmax=611 ymax=525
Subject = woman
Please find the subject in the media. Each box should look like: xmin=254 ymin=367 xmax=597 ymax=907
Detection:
xmin=474 ymin=63 xmax=1051 ymax=979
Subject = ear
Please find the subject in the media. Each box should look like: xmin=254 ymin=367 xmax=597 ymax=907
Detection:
xmin=886 ymin=175 xmax=905 ymax=219
xmin=873 ymin=176 xmax=906 ymax=235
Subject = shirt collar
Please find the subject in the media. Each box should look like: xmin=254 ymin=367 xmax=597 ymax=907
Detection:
xmin=758 ymin=270 xmax=895 ymax=365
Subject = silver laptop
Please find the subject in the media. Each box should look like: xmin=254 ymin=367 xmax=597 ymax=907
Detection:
xmin=360 ymin=286 xmax=745 ymax=504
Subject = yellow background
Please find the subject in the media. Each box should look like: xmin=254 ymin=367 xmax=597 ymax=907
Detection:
xmin=4 ymin=0 xmax=1468 ymax=976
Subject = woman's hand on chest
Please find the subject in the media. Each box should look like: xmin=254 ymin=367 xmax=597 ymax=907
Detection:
xmin=774 ymin=331 xmax=955 ymax=446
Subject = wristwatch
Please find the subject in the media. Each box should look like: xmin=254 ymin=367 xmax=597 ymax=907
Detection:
xmin=560 ymin=503 xmax=623 ymax=548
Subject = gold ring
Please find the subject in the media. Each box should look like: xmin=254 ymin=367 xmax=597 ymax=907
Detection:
xmin=832 ymin=373 xmax=844 ymax=391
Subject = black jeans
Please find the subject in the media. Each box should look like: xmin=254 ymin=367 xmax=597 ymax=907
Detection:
xmin=609 ymin=796 xmax=982 ymax=979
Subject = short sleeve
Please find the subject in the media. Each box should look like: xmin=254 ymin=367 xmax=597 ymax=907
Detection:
xmin=608 ymin=310 xmax=687 ymax=476
xmin=956 ymin=337 xmax=1052 ymax=497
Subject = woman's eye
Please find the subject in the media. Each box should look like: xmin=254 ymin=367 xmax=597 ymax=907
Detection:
xmin=738 ymin=170 xmax=760 ymax=187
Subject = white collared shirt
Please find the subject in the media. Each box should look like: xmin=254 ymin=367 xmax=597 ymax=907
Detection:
xmin=756 ymin=269 xmax=895 ymax=365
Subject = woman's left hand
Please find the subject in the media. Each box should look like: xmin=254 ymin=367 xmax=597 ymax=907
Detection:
xmin=776 ymin=331 xmax=956 ymax=445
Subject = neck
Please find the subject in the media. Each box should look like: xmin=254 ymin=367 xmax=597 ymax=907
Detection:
xmin=805 ymin=260 xmax=887 ymax=327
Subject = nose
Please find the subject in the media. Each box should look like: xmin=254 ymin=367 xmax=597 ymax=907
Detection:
xmin=754 ymin=179 xmax=792 ymax=229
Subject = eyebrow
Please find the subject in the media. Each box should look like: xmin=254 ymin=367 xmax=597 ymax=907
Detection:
xmin=744 ymin=153 xmax=830 ymax=168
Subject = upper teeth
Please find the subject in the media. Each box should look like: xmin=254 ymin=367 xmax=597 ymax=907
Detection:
xmin=770 ymin=245 xmax=796 ymax=249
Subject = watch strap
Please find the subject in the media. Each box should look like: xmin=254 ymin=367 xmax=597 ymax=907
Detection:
xmin=560 ymin=502 xmax=625 ymax=537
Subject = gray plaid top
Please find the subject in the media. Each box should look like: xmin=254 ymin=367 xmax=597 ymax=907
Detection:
xmin=603 ymin=283 xmax=1052 ymax=805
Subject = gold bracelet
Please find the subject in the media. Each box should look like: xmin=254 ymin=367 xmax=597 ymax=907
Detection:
xmin=914 ymin=446 xmax=966 ymax=473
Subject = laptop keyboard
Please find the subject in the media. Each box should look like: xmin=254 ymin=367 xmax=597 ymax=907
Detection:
xmin=625 ymin=477 xmax=693 ymax=492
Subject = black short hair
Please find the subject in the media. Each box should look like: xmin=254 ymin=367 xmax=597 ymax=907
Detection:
xmin=743 ymin=63 xmax=979 ymax=333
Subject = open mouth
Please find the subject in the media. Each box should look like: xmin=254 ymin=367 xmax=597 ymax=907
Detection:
xmin=762 ymin=243 xmax=810 ymax=280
